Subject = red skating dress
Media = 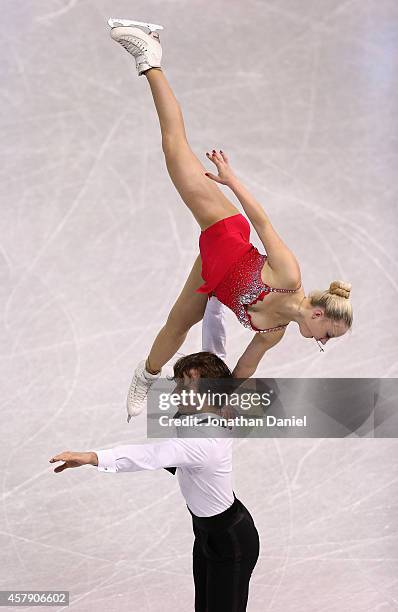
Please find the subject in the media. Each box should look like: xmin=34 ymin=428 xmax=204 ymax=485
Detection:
xmin=196 ymin=214 xmax=301 ymax=333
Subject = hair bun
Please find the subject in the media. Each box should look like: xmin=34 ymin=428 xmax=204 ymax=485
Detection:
xmin=329 ymin=280 xmax=351 ymax=299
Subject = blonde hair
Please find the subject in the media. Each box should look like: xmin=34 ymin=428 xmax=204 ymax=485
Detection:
xmin=308 ymin=281 xmax=353 ymax=328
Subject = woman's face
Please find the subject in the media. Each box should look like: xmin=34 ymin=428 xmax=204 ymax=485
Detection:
xmin=299 ymin=308 xmax=349 ymax=345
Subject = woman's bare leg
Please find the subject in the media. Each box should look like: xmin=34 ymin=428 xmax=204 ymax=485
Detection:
xmin=146 ymin=255 xmax=208 ymax=373
xmin=145 ymin=68 xmax=239 ymax=230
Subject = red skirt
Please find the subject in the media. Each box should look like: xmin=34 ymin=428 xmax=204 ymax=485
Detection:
xmin=196 ymin=213 xmax=253 ymax=294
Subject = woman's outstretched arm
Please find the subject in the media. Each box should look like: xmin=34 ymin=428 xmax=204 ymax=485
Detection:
xmin=232 ymin=330 xmax=286 ymax=378
xmin=205 ymin=151 xmax=300 ymax=281
xmin=230 ymin=178 xmax=300 ymax=279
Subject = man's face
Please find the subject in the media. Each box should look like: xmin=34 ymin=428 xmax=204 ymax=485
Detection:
xmin=172 ymin=370 xmax=201 ymax=414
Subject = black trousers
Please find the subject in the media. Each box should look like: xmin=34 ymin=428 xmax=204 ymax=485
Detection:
xmin=189 ymin=495 xmax=260 ymax=612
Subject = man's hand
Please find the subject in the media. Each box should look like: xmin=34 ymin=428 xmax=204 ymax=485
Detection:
xmin=49 ymin=451 xmax=98 ymax=473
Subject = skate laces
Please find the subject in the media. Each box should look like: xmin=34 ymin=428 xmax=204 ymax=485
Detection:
xmin=118 ymin=36 xmax=148 ymax=54
xmin=128 ymin=368 xmax=155 ymax=406
xmin=118 ymin=30 xmax=160 ymax=53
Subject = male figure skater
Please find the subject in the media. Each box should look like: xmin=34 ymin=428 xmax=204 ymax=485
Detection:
xmin=49 ymin=304 xmax=260 ymax=611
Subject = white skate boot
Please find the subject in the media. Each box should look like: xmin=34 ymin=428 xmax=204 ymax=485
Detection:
xmin=108 ymin=18 xmax=163 ymax=76
xmin=126 ymin=360 xmax=161 ymax=422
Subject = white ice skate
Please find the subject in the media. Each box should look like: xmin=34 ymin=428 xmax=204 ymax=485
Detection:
xmin=108 ymin=20 xmax=163 ymax=76
xmin=108 ymin=18 xmax=164 ymax=33
xmin=126 ymin=360 xmax=161 ymax=422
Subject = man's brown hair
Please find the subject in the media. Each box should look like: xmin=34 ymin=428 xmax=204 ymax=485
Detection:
xmin=172 ymin=351 xmax=232 ymax=380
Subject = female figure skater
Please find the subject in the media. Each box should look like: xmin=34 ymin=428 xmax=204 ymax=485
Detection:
xmin=105 ymin=19 xmax=353 ymax=419
xmin=50 ymin=352 xmax=260 ymax=612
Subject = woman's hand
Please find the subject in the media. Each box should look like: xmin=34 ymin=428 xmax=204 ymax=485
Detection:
xmin=49 ymin=451 xmax=98 ymax=473
xmin=205 ymin=149 xmax=237 ymax=186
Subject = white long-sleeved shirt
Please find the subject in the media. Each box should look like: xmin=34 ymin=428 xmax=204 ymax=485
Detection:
xmin=95 ymin=433 xmax=234 ymax=517
xmin=202 ymin=296 xmax=227 ymax=361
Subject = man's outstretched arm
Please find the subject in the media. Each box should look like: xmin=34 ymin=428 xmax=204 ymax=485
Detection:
xmin=49 ymin=439 xmax=209 ymax=474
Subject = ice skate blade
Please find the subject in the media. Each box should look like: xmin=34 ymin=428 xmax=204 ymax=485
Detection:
xmin=108 ymin=18 xmax=164 ymax=32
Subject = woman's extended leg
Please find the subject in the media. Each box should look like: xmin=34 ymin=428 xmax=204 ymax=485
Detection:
xmin=145 ymin=68 xmax=239 ymax=229
xmin=126 ymin=255 xmax=207 ymax=419
xmin=148 ymin=290 xmax=228 ymax=375
xmin=146 ymin=255 xmax=207 ymax=373
xmin=110 ymin=26 xmax=238 ymax=229
xmin=111 ymin=27 xmax=238 ymax=416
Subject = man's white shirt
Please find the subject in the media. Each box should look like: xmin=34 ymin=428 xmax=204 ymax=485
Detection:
xmin=95 ymin=429 xmax=234 ymax=517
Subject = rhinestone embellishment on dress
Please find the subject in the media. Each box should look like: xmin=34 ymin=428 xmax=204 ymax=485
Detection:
xmin=214 ymin=247 xmax=301 ymax=333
